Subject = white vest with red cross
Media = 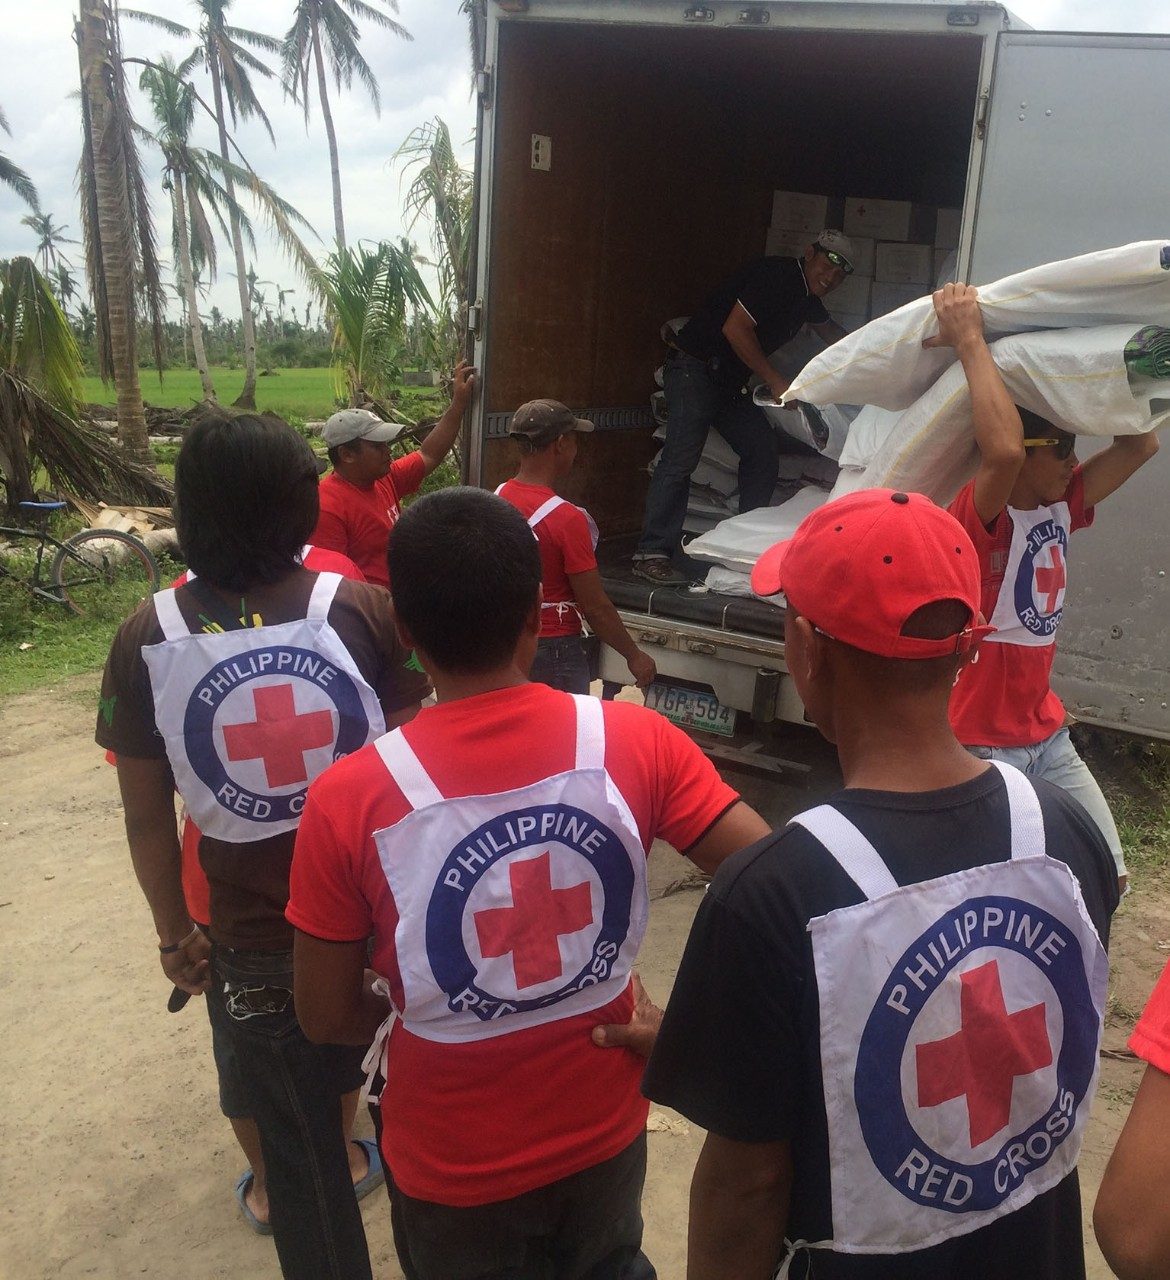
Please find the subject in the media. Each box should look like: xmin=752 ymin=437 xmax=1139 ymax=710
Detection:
xmin=985 ymin=499 xmax=1074 ymax=649
xmin=142 ymin=572 xmax=385 ymax=842
xmin=369 ymin=694 xmax=647 ymax=1048
xmin=776 ymin=761 xmax=1107 ymax=1270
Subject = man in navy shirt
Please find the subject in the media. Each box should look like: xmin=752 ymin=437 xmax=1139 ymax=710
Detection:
xmin=633 ymin=230 xmax=854 ymax=583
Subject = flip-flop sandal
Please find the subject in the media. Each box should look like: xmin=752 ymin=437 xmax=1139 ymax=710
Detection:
xmin=351 ymin=1138 xmax=385 ymax=1202
xmin=235 ymin=1170 xmax=274 ymax=1236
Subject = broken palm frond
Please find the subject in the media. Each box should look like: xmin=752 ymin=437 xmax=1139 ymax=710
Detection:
xmin=0 ymin=257 xmax=82 ymax=414
xmin=0 ymin=369 xmax=171 ymax=514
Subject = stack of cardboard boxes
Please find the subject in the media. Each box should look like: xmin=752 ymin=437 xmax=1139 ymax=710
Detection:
xmin=764 ymin=191 xmax=961 ymax=331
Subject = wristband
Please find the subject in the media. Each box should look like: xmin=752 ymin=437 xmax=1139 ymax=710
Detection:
xmin=159 ymin=923 xmax=200 ymax=954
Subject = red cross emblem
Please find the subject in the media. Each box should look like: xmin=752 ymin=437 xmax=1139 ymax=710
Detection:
xmin=474 ymin=851 xmax=594 ymax=990
xmin=1033 ymin=543 xmax=1066 ymax=615
xmin=915 ymin=959 xmax=1053 ymax=1147
xmin=221 ymin=682 xmax=335 ymax=788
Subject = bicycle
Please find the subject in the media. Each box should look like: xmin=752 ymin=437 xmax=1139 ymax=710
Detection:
xmin=0 ymin=500 xmax=161 ymax=615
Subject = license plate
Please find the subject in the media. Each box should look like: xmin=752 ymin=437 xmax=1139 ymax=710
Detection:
xmin=644 ymin=683 xmax=736 ymax=738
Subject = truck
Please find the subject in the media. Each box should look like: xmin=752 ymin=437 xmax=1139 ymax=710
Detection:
xmin=463 ymin=0 xmax=1170 ymax=756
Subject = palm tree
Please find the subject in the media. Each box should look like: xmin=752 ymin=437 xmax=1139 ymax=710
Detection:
xmin=139 ymin=54 xmax=230 ymax=403
xmin=393 ymin=117 xmax=472 ymax=376
xmin=0 ymin=104 xmax=39 ymax=210
xmin=77 ymin=0 xmax=166 ymax=464
xmin=53 ymin=263 xmax=79 ymax=315
xmin=126 ymin=1 xmax=282 ymax=410
xmin=281 ymin=0 xmax=412 ymax=249
xmin=0 ymin=257 xmax=168 ymax=514
xmin=317 ymin=240 xmax=430 ymax=408
xmin=20 ymin=211 xmax=79 ymax=278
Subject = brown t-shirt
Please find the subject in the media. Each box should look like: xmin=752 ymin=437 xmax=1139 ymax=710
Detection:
xmin=96 ymin=569 xmax=431 ymax=951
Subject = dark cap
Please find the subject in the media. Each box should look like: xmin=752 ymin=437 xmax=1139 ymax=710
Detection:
xmin=508 ymin=399 xmax=595 ymax=446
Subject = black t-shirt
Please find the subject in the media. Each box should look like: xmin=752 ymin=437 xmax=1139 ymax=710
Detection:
xmin=674 ymin=255 xmax=831 ymax=392
xmin=644 ymin=767 xmax=1118 ymax=1280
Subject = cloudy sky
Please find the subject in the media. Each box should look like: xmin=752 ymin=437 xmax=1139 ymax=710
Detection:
xmin=0 ymin=0 xmax=1165 ymax=323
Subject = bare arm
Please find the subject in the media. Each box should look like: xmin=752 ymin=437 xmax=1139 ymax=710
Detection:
xmin=686 ymin=800 xmax=771 ymax=875
xmin=116 ymin=755 xmax=210 ymax=993
xmin=688 ymin=1133 xmax=792 ymax=1280
xmin=924 ymin=283 xmax=1024 ymax=524
xmin=1080 ymin=432 xmax=1159 ymax=509
xmin=419 ymin=360 xmax=475 ymax=475
xmin=1094 ymin=1061 xmax=1170 ymax=1279
xmin=568 ymin=568 xmax=656 ymax=687
xmin=722 ymin=302 xmax=789 ymax=402
xmin=293 ymin=931 xmax=393 ymax=1045
xmin=809 ymin=319 xmax=848 ymax=346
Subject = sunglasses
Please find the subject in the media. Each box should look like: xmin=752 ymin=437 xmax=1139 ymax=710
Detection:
xmin=1023 ymin=435 xmax=1076 ymax=461
xmin=815 ymin=246 xmax=854 ymax=276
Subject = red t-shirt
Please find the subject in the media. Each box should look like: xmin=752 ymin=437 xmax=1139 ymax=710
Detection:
xmin=1131 ymin=960 xmax=1170 ymax=1074
xmin=948 ymin=469 xmax=1094 ymax=748
xmin=312 ymin=452 xmax=427 ymax=588
xmin=287 ymin=683 xmax=739 ymax=1206
xmin=497 ymin=480 xmax=599 ymax=638
xmin=142 ymin=546 xmax=368 ymax=926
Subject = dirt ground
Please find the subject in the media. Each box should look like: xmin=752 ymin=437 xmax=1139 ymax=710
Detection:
xmin=2 ymin=675 xmax=1167 ymax=1280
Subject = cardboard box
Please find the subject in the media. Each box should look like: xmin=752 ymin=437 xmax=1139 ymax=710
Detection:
xmin=933 ymin=247 xmax=957 ymax=284
xmin=935 ymin=207 xmax=962 ymax=249
xmin=765 ymin=227 xmax=810 ymax=259
xmin=844 ymin=236 xmax=875 ymax=276
xmin=875 ymin=242 xmax=934 ymax=285
xmin=844 ymin=197 xmax=913 ymax=242
xmin=871 ymin=281 xmax=924 ymax=316
xmin=827 ymin=273 xmax=872 ymax=314
xmin=770 ymin=190 xmax=829 ymax=237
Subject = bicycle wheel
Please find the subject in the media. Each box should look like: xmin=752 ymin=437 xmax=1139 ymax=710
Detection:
xmin=50 ymin=528 xmax=161 ymax=617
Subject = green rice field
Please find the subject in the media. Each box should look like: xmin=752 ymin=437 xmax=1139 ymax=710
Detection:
xmin=80 ymin=367 xmax=343 ymax=422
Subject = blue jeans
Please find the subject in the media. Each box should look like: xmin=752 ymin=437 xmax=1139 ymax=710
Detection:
xmin=636 ymin=352 xmax=792 ymax=559
xmin=530 ymin=634 xmax=591 ymax=695
xmin=206 ymin=947 xmax=372 ymax=1280
xmin=967 ymin=727 xmax=1127 ymax=877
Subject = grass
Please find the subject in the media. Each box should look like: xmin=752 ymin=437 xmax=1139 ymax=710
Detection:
xmin=80 ymin=367 xmax=450 ymax=426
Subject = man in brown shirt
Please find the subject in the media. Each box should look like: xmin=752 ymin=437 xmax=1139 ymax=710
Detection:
xmin=96 ymin=412 xmax=428 ymax=1280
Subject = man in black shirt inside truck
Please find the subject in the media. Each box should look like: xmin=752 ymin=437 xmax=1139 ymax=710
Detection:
xmin=632 ymin=230 xmax=854 ymax=584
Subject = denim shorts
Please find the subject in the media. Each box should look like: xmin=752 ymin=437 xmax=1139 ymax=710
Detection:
xmin=206 ymin=946 xmax=366 ymax=1118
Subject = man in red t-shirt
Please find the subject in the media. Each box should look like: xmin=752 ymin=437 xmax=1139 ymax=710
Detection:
xmin=312 ymin=362 xmax=475 ymax=586
xmin=932 ymin=284 xmax=1159 ymax=893
xmin=288 ymin=486 xmax=769 ymax=1280
xmin=1094 ymin=959 xmax=1170 ymax=1277
xmin=497 ymin=398 xmax=657 ymax=695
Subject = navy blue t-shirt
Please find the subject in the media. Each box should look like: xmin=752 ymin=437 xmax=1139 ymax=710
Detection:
xmin=644 ymin=767 xmax=1118 ymax=1279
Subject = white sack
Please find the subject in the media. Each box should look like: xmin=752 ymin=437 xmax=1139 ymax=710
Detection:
xmin=702 ymin=566 xmax=756 ymax=597
xmin=752 ymin=387 xmax=858 ymax=462
xmin=684 ymin=486 xmax=830 ymax=570
xmin=787 ymin=241 xmax=1170 ymax=410
xmin=835 ymin=404 xmax=903 ymax=471
xmin=859 ymin=325 xmax=1170 ymax=505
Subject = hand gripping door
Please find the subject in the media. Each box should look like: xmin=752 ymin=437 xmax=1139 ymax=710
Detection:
xmin=776 ymin=762 xmax=1107 ymax=1269
xmin=371 ymin=695 xmax=648 ymax=1045
xmin=985 ymin=500 xmax=1075 ymax=649
xmin=141 ymin=572 xmax=386 ymax=841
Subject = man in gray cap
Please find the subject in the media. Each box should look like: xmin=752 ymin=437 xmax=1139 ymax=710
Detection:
xmin=312 ymin=361 xmax=475 ymax=587
xmin=633 ymin=230 xmax=855 ymax=584
xmin=497 ymin=399 xmax=658 ymax=694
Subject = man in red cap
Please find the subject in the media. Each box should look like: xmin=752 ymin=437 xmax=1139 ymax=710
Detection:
xmin=643 ymin=488 xmax=1119 ymax=1279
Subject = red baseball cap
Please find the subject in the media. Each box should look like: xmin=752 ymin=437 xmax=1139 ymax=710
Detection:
xmin=750 ymin=489 xmax=994 ymax=659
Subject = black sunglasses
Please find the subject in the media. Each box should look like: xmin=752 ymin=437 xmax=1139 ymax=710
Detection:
xmin=1023 ymin=435 xmax=1076 ymax=461
xmin=815 ymin=246 xmax=854 ymax=276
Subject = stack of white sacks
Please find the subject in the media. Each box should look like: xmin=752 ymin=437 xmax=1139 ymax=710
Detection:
xmin=684 ymin=242 xmax=1170 ymax=602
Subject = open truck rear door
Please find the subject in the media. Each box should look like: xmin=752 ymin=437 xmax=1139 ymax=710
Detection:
xmin=970 ymin=30 xmax=1170 ymax=738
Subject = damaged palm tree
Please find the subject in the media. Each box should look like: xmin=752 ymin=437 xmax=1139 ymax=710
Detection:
xmin=0 ymin=257 xmax=170 ymax=518
xmin=76 ymin=0 xmax=167 ymax=465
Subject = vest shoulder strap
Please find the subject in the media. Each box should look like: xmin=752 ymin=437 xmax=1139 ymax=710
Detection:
xmin=789 ymin=805 xmax=898 ymax=902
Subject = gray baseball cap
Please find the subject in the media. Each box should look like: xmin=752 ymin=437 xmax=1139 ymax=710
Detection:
xmin=322 ymin=407 xmax=407 ymax=448
xmin=507 ymin=399 xmax=594 ymax=446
